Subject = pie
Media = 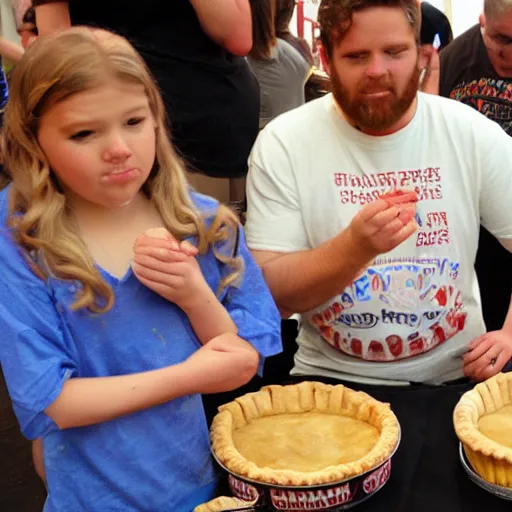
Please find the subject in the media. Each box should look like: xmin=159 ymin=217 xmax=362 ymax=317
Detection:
xmin=194 ymin=496 xmax=256 ymax=512
xmin=211 ymin=381 xmax=400 ymax=486
xmin=454 ymin=372 xmax=512 ymax=488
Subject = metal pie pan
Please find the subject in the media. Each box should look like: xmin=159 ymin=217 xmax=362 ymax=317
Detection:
xmin=210 ymin=426 xmax=401 ymax=511
xmin=459 ymin=443 xmax=512 ymax=501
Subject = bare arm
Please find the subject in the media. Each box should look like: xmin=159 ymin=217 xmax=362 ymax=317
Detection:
xmin=132 ymin=235 xmax=238 ymax=344
xmin=45 ymin=333 xmax=258 ymax=430
xmin=189 ymin=0 xmax=252 ymax=56
xmin=183 ymin=290 xmax=238 ymax=344
xmin=253 ymin=230 xmax=370 ymax=318
xmin=251 ymin=200 xmax=418 ymax=317
xmin=33 ymin=2 xmax=71 ymax=35
xmin=0 ymin=37 xmax=24 ymax=63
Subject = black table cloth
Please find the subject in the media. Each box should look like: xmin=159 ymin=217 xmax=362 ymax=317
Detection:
xmin=208 ymin=376 xmax=511 ymax=512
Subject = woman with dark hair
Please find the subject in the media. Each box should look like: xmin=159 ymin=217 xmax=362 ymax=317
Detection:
xmin=275 ymin=0 xmax=314 ymax=66
xmin=420 ymin=1 xmax=453 ymax=51
xmin=32 ymin=0 xmax=259 ymax=209
xmin=248 ymin=0 xmax=312 ymax=129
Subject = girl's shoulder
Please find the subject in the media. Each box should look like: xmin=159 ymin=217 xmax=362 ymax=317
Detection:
xmin=0 ymin=186 xmax=15 ymax=252
xmin=0 ymin=185 xmax=9 ymax=227
xmin=189 ymin=189 xmax=220 ymax=217
xmin=188 ymin=189 xmax=229 ymax=231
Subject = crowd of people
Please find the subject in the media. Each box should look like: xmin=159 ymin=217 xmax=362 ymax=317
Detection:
xmin=0 ymin=0 xmax=511 ymax=511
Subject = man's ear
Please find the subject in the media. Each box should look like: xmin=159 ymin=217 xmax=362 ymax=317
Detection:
xmin=479 ymin=13 xmax=486 ymax=30
xmin=418 ymin=44 xmax=431 ymax=70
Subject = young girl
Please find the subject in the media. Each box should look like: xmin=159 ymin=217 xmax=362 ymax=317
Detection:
xmin=0 ymin=28 xmax=282 ymax=511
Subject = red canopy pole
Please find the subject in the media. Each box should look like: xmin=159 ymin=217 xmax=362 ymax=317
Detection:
xmin=296 ymin=0 xmax=305 ymax=38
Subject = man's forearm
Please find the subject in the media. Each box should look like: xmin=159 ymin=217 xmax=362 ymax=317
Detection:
xmin=260 ymin=230 xmax=372 ymax=316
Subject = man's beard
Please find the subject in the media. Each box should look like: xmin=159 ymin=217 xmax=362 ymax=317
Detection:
xmin=331 ymin=63 xmax=421 ymax=132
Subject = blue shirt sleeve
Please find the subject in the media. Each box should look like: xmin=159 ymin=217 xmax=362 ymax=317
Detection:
xmin=221 ymin=227 xmax=283 ymax=374
xmin=0 ymin=227 xmax=79 ymax=440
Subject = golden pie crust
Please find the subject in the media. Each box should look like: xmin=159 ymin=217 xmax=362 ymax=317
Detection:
xmin=211 ymin=382 xmax=400 ymax=486
xmin=454 ymin=372 xmax=512 ymax=488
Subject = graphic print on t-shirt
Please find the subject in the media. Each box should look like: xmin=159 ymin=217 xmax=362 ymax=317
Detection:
xmin=307 ymin=167 xmax=468 ymax=362
xmin=310 ymin=258 xmax=467 ymax=361
xmin=449 ymin=78 xmax=512 ymax=135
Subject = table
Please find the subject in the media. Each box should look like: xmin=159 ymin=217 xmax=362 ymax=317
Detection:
xmin=342 ymin=379 xmax=510 ymax=512
xmin=209 ymin=377 xmax=511 ymax=512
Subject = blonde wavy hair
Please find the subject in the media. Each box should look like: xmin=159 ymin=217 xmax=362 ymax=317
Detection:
xmin=4 ymin=28 xmax=242 ymax=313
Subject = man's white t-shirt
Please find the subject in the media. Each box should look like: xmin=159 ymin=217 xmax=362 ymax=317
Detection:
xmin=245 ymin=92 xmax=512 ymax=385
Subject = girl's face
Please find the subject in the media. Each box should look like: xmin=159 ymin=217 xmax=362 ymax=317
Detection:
xmin=37 ymin=81 xmax=157 ymax=210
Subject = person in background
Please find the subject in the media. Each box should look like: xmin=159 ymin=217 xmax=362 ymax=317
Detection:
xmin=420 ymin=1 xmax=453 ymax=51
xmin=247 ymin=0 xmax=312 ymax=130
xmin=275 ymin=0 xmax=314 ymax=66
xmin=32 ymin=0 xmax=259 ymax=212
xmin=417 ymin=2 xmax=450 ymax=93
xmin=0 ymin=28 xmax=281 ymax=511
xmin=17 ymin=6 xmax=37 ymax=48
xmin=0 ymin=5 xmax=38 ymax=189
xmin=438 ymin=0 xmax=512 ymax=334
xmin=0 ymin=6 xmax=38 ymax=65
xmin=246 ymin=0 xmax=512 ymax=386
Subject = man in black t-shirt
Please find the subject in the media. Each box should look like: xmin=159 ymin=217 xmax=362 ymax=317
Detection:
xmin=439 ymin=0 xmax=512 ymax=333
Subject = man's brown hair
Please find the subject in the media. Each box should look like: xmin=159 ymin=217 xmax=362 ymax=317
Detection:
xmin=318 ymin=0 xmax=421 ymax=58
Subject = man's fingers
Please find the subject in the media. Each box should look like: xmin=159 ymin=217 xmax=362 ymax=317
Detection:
xmin=463 ymin=342 xmax=502 ymax=380
xmin=463 ymin=357 xmax=487 ymax=380
xmin=463 ymin=336 xmax=491 ymax=365
xmin=467 ymin=334 xmax=486 ymax=352
xmin=377 ymin=216 xmax=407 ymax=238
xmin=397 ymin=204 xmax=416 ymax=225
xmin=473 ymin=350 xmax=506 ymax=381
xmin=364 ymin=205 xmax=402 ymax=230
xmin=387 ymin=218 xmax=417 ymax=246
xmin=357 ymin=198 xmax=396 ymax=222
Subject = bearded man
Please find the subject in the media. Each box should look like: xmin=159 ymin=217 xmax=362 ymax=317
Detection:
xmin=244 ymin=4 xmax=512 ymax=508
xmin=245 ymin=0 xmax=512 ymax=387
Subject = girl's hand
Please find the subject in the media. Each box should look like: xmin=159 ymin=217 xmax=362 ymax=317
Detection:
xmin=463 ymin=330 xmax=512 ymax=381
xmin=132 ymin=230 xmax=213 ymax=312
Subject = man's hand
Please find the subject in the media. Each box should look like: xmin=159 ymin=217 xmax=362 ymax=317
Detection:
xmin=132 ymin=230 xmax=214 ymax=312
xmin=463 ymin=331 xmax=512 ymax=381
xmin=345 ymin=193 xmax=418 ymax=262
